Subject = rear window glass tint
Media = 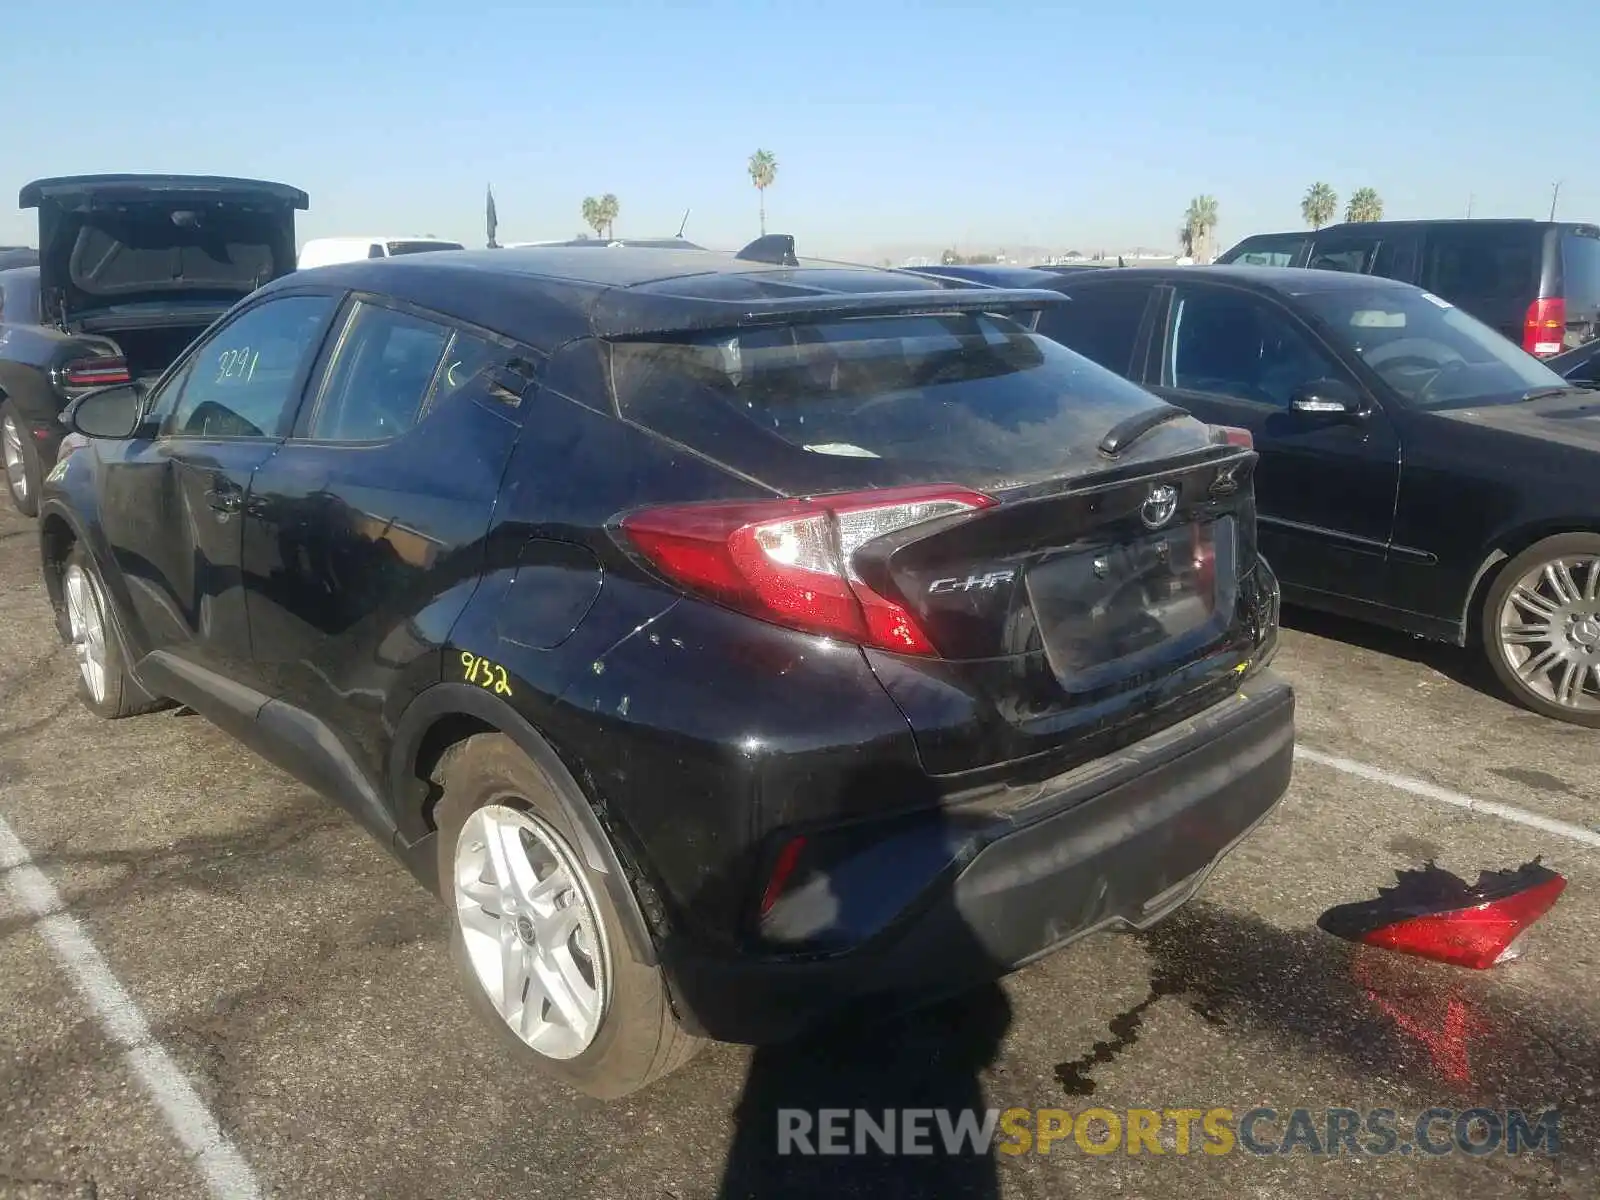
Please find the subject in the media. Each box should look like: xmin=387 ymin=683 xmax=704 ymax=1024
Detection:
xmin=610 ymin=313 xmax=1185 ymax=483
xmin=1562 ymin=232 xmax=1600 ymax=309
xmin=386 ymin=241 xmax=464 ymax=256
xmin=1420 ymin=226 xmax=1542 ymax=308
xmin=1036 ymin=283 xmax=1150 ymax=374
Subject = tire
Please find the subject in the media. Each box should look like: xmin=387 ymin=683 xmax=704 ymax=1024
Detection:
xmin=1482 ymin=532 xmax=1600 ymax=727
xmin=433 ymin=733 xmax=701 ymax=1098
xmin=61 ymin=545 xmax=164 ymax=720
xmin=1 ymin=401 xmax=42 ymax=518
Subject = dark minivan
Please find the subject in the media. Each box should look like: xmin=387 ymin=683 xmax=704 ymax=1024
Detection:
xmin=1217 ymin=220 xmax=1600 ymax=359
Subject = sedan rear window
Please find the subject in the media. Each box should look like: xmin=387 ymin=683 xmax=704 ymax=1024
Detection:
xmin=609 ymin=313 xmax=1180 ymax=483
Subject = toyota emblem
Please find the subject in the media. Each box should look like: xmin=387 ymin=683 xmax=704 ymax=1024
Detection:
xmin=1140 ymin=484 xmax=1179 ymax=529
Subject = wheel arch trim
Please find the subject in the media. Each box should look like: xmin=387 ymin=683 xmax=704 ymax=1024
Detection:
xmin=388 ymin=682 xmax=658 ymax=965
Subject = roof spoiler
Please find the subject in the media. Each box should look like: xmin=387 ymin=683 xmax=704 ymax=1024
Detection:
xmin=735 ymin=233 xmax=799 ymax=266
xmin=599 ymin=287 xmax=1072 ymax=338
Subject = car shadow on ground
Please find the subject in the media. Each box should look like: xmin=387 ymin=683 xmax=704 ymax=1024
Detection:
xmin=1281 ymin=604 xmax=1504 ymax=699
xmin=716 ymin=985 xmax=1011 ymax=1200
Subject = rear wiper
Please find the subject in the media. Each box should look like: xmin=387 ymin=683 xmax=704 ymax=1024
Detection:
xmin=1098 ymin=404 xmax=1189 ymax=457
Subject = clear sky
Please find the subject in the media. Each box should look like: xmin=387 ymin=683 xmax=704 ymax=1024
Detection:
xmin=0 ymin=0 xmax=1591 ymax=260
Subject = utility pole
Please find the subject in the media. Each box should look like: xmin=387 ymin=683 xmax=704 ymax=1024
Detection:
xmin=1549 ymin=181 xmax=1562 ymax=221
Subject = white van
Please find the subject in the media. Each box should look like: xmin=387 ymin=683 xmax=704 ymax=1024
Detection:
xmin=297 ymin=236 xmax=465 ymax=269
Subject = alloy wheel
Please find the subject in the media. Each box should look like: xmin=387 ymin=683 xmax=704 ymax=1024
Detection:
xmin=1 ymin=414 xmax=25 ymax=503
xmin=452 ymin=804 xmax=609 ymax=1059
xmin=63 ymin=564 xmax=108 ymax=704
xmin=1496 ymin=554 xmax=1600 ymax=715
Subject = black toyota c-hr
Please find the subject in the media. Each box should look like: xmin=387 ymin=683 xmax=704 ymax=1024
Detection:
xmin=36 ymin=238 xmax=1293 ymax=1097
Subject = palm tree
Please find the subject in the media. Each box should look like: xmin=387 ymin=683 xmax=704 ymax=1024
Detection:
xmin=581 ymin=196 xmax=605 ymax=239
xmin=1181 ymin=195 xmax=1220 ymax=262
xmin=1345 ymin=187 xmax=1384 ymax=223
xmin=600 ymin=193 xmax=619 ymax=240
xmin=1302 ymin=182 xmax=1338 ymax=230
xmin=747 ymin=149 xmax=778 ymax=235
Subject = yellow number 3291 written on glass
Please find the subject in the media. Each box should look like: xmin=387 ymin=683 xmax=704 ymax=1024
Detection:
xmin=461 ymin=652 xmax=514 ymax=697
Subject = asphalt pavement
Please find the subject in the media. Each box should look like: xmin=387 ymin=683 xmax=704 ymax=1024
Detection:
xmin=0 ymin=501 xmax=1595 ymax=1199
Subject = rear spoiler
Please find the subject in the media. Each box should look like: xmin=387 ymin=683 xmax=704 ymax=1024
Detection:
xmin=594 ymin=287 xmax=1071 ymax=338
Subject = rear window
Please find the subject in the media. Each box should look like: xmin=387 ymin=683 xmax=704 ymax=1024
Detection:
xmin=1419 ymin=226 xmax=1542 ymax=309
xmin=1561 ymin=231 xmax=1600 ymax=310
xmin=386 ymin=240 xmax=464 ymax=256
xmin=609 ymin=313 xmax=1181 ymax=483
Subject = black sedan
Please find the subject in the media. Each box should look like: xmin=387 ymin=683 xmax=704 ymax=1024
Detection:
xmin=38 ymin=241 xmax=1291 ymax=1097
xmin=1552 ymin=338 xmax=1600 ymax=389
xmin=916 ymin=264 xmax=1600 ymax=726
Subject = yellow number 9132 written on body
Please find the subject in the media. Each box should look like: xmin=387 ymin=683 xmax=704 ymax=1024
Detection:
xmin=461 ymin=652 xmax=514 ymax=697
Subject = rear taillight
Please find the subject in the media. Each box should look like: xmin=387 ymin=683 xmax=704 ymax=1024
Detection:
xmin=619 ymin=484 xmax=995 ymax=654
xmin=1210 ymin=424 xmax=1253 ymax=449
xmin=58 ymin=357 xmax=131 ymax=390
xmin=1319 ymin=860 xmax=1567 ymax=971
xmin=1356 ymin=875 xmax=1566 ymax=969
xmin=1523 ymin=297 xmax=1566 ymax=357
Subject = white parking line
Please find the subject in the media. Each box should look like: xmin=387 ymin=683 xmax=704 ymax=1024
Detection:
xmin=0 ymin=812 xmax=263 ymax=1200
xmin=1296 ymin=746 xmax=1600 ymax=850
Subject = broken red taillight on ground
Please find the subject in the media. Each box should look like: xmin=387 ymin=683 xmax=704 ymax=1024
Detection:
xmin=1318 ymin=860 xmax=1567 ymax=970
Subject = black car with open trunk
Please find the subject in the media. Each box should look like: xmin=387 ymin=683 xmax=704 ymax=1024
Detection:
xmin=37 ymin=238 xmax=1292 ymax=1097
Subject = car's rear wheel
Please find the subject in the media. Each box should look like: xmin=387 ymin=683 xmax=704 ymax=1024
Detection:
xmin=434 ymin=733 xmax=701 ymax=1098
xmin=1 ymin=402 xmax=42 ymax=518
xmin=62 ymin=546 xmax=163 ymax=719
xmin=1483 ymin=533 xmax=1600 ymax=727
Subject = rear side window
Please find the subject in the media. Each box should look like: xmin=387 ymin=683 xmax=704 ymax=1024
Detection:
xmin=1420 ymin=226 xmax=1542 ymax=309
xmin=1307 ymin=236 xmax=1380 ymax=274
xmin=1035 ymin=283 xmax=1151 ymax=375
xmin=1561 ymin=231 xmax=1600 ymax=311
xmin=610 ymin=313 xmax=1179 ymax=482
xmin=307 ymin=302 xmax=451 ymax=441
xmin=1218 ymin=235 xmax=1308 ymax=267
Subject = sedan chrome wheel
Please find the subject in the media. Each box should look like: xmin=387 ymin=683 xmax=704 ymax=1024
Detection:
xmin=64 ymin=564 xmax=108 ymax=704
xmin=1 ymin=414 xmax=25 ymax=503
xmin=1496 ymin=554 xmax=1600 ymax=715
xmin=453 ymin=805 xmax=608 ymax=1059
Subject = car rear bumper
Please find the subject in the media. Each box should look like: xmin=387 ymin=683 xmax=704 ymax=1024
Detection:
xmin=660 ymin=670 xmax=1296 ymax=1043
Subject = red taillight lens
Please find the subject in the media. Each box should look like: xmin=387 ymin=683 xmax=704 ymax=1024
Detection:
xmin=60 ymin=357 xmax=132 ymax=390
xmin=759 ymin=836 xmax=808 ymax=917
xmin=619 ymin=484 xmax=994 ymax=654
xmin=1210 ymin=424 xmax=1253 ymax=450
xmin=1356 ymin=875 xmax=1566 ymax=970
xmin=1523 ymin=297 xmax=1566 ymax=357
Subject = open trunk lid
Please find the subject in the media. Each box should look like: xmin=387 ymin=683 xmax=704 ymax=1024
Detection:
xmin=20 ymin=175 xmax=307 ymax=326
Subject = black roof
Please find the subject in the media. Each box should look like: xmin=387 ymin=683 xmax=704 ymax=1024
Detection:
xmin=19 ymin=174 xmax=308 ymax=210
xmin=269 ymin=246 xmax=1069 ymax=352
